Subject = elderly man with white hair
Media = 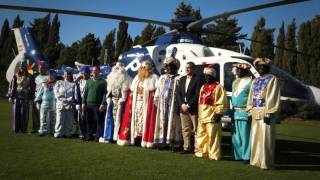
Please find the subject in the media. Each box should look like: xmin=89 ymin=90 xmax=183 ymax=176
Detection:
xmin=195 ymin=65 xmax=228 ymax=161
xmin=101 ymin=62 xmax=131 ymax=143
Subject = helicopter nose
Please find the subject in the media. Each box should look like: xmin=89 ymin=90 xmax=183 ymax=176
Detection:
xmin=308 ymin=85 xmax=320 ymax=106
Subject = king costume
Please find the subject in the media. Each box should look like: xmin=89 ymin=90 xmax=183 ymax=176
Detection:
xmin=117 ymin=61 xmax=158 ymax=148
xmin=231 ymin=63 xmax=252 ymax=161
xmin=247 ymin=58 xmax=280 ymax=170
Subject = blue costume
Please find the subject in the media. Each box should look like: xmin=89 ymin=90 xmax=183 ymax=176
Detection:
xmin=231 ymin=76 xmax=252 ymax=160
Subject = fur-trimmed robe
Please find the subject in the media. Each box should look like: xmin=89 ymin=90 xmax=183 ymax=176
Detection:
xmin=117 ymin=74 xmax=158 ymax=147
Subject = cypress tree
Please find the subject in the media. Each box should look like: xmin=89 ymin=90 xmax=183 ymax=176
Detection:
xmin=174 ymin=2 xmax=202 ymax=20
xmin=250 ymin=17 xmax=274 ymax=59
xmin=297 ymin=21 xmax=312 ymax=83
xmin=12 ymin=15 xmax=24 ymax=28
xmin=283 ymin=19 xmax=297 ymax=75
xmin=309 ymin=16 xmax=320 ymax=87
xmin=133 ymin=35 xmax=140 ymax=46
xmin=45 ymin=14 xmax=61 ymax=68
xmin=123 ymin=35 xmax=133 ymax=52
xmin=30 ymin=14 xmax=51 ymax=50
xmin=152 ymin=26 xmax=166 ymax=39
xmin=76 ymin=33 xmax=101 ymax=65
xmin=274 ymin=22 xmax=285 ymax=67
xmin=100 ymin=29 xmax=116 ymax=65
xmin=138 ymin=23 xmax=155 ymax=44
xmin=115 ymin=21 xmax=128 ymax=59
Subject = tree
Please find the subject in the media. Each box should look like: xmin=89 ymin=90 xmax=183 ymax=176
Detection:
xmin=100 ymin=29 xmax=116 ymax=65
xmin=283 ymin=19 xmax=297 ymax=75
xmin=152 ymin=26 xmax=166 ymax=39
xmin=76 ymin=33 xmax=101 ymax=65
xmin=12 ymin=15 xmax=24 ymax=28
xmin=138 ymin=23 xmax=155 ymax=44
xmin=45 ymin=14 xmax=61 ymax=68
xmin=309 ymin=16 xmax=320 ymax=87
xmin=0 ymin=19 xmax=10 ymax=49
xmin=123 ymin=35 xmax=133 ymax=52
xmin=115 ymin=21 xmax=128 ymax=59
xmin=297 ymin=21 xmax=312 ymax=83
xmin=274 ymin=22 xmax=285 ymax=67
xmin=205 ymin=16 xmax=246 ymax=52
xmin=174 ymin=2 xmax=202 ymax=20
xmin=250 ymin=17 xmax=275 ymax=59
xmin=58 ymin=43 xmax=77 ymax=67
xmin=133 ymin=35 xmax=140 ymax=46
xmin=30 ymin=14 xmax=51 ymax=50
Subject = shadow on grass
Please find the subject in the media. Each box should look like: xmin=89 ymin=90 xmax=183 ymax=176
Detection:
xmin=221 ymin=136 xmax=320 ymax=170
xmin=275 ymin=139 xmax=320 ymax=170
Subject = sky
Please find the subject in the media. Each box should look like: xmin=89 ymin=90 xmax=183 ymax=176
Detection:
xmin=0 ymin=0 xmax=319 ymax=48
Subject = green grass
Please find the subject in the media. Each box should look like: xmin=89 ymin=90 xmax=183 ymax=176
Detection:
xmin=0 ymin=99 xmax=320 ymax=180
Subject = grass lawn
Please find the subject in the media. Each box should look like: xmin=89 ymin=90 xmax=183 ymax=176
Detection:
xmin=0 ymin=99 xmax=320 ymax=180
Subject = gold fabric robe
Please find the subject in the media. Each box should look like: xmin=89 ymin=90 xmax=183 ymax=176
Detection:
xmin=195 ymin=82 xmax=228 ymax=160
xmin=247 ymin=74 xmax=280 ymax=169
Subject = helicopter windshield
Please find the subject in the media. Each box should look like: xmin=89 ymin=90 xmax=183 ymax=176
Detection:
xmin=155 ymin=33 xmax=203 ymax=46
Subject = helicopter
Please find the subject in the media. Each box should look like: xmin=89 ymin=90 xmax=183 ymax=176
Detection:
xmin=1 ymin=0 xmax=319 ymax=128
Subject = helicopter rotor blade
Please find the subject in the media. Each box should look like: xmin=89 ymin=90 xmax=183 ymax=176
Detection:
xmin=187 ymin=0 xmax=310 ymax=31
xmin=0 ymin=4 xmax=181 ymax=29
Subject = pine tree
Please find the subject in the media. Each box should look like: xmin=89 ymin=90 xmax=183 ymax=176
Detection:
xmin=58 ymin=43 xmax=77 ymax=67
xmin=283 ymin=19 xmax=297 ymax=75
xmin=0 ymin=19 xmax=10 ymax=49
xmin=174 ymin=2 xmax=202 ymax=20
xmin=45 ymin=14 xmax=61 ymax=68
xmin=297 ymin=21 xmax=312 ymax=83
xmin=138 ymin=23 xmax=155 ymax=44
xmin=274 ymin=22 xmax=285 ymax=67
xmin=100 ymin=29 xmax=116 ymax=65
xmin=205 ymin=16 xmax=246 ymax=52
xmin=76 ymin=33 xmax=101 ymax=65
xmin=250 ymin=17 xmax=275 ymax=59
xmin=115 ymin=21 xmax=128 ymax=59
xmin=30 ymin=14 xmax=51 ymax=50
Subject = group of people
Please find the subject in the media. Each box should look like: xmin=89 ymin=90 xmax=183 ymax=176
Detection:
xmin=7 ymin=56 xmax=280 ymax=170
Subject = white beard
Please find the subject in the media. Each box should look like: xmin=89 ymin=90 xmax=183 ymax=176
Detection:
xmin=107 ymin=67 xmax=130 ymax=97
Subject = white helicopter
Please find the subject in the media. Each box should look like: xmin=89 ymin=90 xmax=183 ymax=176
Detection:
xmin=1 ymin=0 xmax=319 ymax=128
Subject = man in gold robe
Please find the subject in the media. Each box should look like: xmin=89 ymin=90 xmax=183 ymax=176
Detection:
xmin=195 ymin=65 xmax=228 ymax=160
xmin=247 ymin=58 xmax=280 ymax=170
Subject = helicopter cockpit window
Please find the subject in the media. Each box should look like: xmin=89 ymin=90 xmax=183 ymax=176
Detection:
xmin=194 ymin=64 xmax=220 ymax=83
xmin=224 ymin=62 xmax=253 ymax=92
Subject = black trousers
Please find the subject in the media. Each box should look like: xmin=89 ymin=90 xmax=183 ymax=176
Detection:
xmin=85 ymin=105 xmax=105 ymax=140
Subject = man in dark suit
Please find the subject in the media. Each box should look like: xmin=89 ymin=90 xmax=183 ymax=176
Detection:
xmin=176 ymin=61 xmax=202 ymax=153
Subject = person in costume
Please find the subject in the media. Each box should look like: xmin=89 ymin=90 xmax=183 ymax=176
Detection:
xmin=74 ymin=66 xmax=91 ymax=140
xmin=231 ymin=63 xmax=252 ymax=163
xmin=176 ymin=61 xmax=202 ymax=154
xmin=31 ymin=61 xmax=48 ymax=133
xmin=7 ymin=60 xmax=32 ymax=133
xmin=154 ymin=57 xmax=182 ymax=150
xmin=34 ymin=70 xmax=57 ymax=136
xmin=82 ymin=66 xmax=107 ymax=141
xmin=54 ymin=67 xmax=76 ymax=138
xmin=247 ymin=58 xmax=280 ymax=170
xmin=101 ymin=62 xmax=131 ymax=143
xmin=117 ymin=61 xmax=158 ymax=147
xmin=195 ymin=65 xmax=228 ymax=160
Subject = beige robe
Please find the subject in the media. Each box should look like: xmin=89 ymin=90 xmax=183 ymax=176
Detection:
xmin=247 ymin=74 xmax=280 ymax=169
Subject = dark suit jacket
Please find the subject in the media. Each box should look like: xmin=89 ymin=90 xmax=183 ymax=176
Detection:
xmin=175 ymin=74 xmax=202 ymax=115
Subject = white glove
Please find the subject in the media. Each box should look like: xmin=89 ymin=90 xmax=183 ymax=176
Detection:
xmin=36 ymin=103 xmax=41 ymax=110
xmin=76 ymin=105 xmax=80 ymax=111
xmin=8 ymin=98 xmax=13 ymax=103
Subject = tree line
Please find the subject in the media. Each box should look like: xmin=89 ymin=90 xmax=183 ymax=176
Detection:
xmin=0 ymin=2 xmax=320 ymax=95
